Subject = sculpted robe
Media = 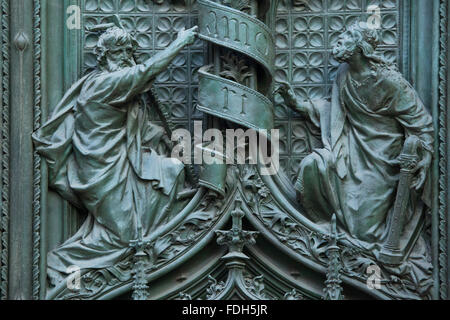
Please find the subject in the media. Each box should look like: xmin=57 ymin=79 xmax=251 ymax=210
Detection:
xmin=33 ymin=65 xmax=187 ymax=286
xmin=296 ymin=63 xmax=434 ymax=246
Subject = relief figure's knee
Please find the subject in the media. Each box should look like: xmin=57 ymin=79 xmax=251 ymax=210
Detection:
xmin=295 ymin=153 xmax=320 ymax=196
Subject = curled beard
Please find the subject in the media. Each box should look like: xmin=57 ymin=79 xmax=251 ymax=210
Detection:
xmin=106 ymin=58 xmax=136 ymax=72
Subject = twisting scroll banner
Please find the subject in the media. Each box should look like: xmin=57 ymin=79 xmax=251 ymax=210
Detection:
xmin=197 ymin=0 xmax=275 ymax=133
xmin=197 ymin=66 xmax=274 ymax=131
xmin=198 ymin=0 xmax=275 ymax=78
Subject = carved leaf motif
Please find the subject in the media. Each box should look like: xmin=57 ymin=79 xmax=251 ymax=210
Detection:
xmin=340 ymin=248 xmax=373 ymax=278
xmin=206 ymin=275 xmax=226 ymax=299
xmin=119 ymin=0 xmax=135 ymax=12
xmin=182 ymin=210 xmax=215 ymax=228
xmin=220 ymin=52 xmax=252 ymax=85
xmin=177 ymin=292 xmax=193 ymax=300
xmin=284 ymin=289 xmax=305 ymax=300
xmin=215 ymin=230 xmax=231 ymax=246
xmin=173 ymin=210 xmax=215 ymax=243
xmin=259 ymin=202 xmax=297 ymax=231
xmin=152 ymin=235 xmax=173 ymax=258
xmin=306 ymin=233 xmax=328 ymax=261
xmin=244 ymin=275 xmax=265 ymax=298
xmin=100 ymin=0 xmax=115 ymax=12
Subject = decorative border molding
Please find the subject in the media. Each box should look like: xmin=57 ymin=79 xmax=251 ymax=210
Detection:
xmin=32 ymin=0 xmax=41 ymax=300
xmin=0 ymin=0 xmax=10 ymax=301
xmin=438 ymin=0 xmax=449 ymax=300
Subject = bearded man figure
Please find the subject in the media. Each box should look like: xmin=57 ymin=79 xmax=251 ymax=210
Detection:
xmin=33 ymin=22 xmax=198 ymax=288
xmin=278 ymin=23 xmax=434 ymax=293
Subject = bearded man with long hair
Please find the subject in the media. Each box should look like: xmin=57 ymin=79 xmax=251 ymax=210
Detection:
xmin=33 ymin=23 xmax=198 ymax=289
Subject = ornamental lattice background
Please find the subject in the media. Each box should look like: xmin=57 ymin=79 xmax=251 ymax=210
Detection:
xmin=80 ymin=0 xmax=400 ymax=181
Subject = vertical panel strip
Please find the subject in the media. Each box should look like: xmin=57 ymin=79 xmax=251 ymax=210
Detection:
xmin=0 ymin=0 xmax=9 ymax=301
xmin=439 ymin=0 xmax=449 ymax=300
xmin=32 ymin=0 xmax=41 ymax=300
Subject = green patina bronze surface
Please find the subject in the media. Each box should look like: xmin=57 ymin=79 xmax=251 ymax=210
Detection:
xmin=197 ymin=65 xmax=274 ymax=132
xmin=278 ymin=23 xmax=434 ymax=295
xmin=1 ymin=0 xmax=449 ymax=301
xmin=197 ymin=0 xmax=275 ymax=78
xmin=33 ymin=21 xmax=199 ymax=291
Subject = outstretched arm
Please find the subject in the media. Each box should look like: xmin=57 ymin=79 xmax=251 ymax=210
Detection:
xmin=141 ymin=26 xmax=198 ymax=81
xmin=276 ymin=81 xmax=312 ymax=117
xmin=94 ymin=26 xmax=199 ymax=106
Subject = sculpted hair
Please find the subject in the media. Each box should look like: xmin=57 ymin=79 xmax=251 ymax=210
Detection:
xmin=346 ymin=22 xmax=391 ymax=68
xmin=94 ymin=27 xmax=138 ymax=68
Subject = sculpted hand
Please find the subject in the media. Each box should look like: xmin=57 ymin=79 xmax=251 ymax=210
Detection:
xmin=177 ymin=26 xmax=199 ymax=46
xmin=275 ymin=80 xmax=297 ymax=108
xmin=411 ymin=150 xmax=432 ymax=191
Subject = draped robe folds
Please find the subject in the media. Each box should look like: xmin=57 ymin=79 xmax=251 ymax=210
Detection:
xmin=33 ymin=66 xmax=188 ymax=286
xmin=295 ymin=63 xmax=434 ymax=264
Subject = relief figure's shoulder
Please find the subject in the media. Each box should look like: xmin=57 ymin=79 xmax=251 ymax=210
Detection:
xmin=78 ymin=71 xmax=116 ymax=104
xmin=375 ymin=64 xmax=412 ymax=95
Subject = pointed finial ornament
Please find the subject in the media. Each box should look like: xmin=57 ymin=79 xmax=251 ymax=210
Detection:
xmin=323 ymin=214 xmax=344 ymax=300
xmin=216 ymin=199 xmax=259 ymax=260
